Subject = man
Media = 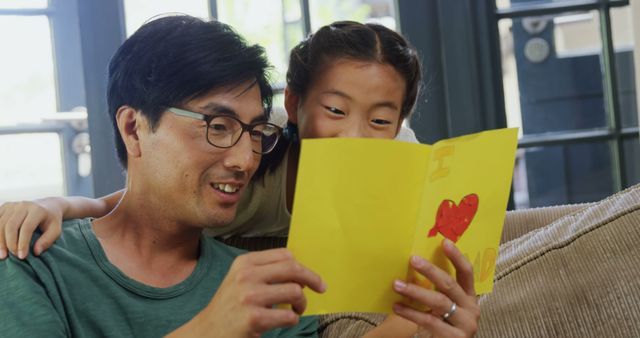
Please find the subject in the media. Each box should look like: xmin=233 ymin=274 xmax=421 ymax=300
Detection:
xmin=0 ymin=15 xmax=325 ymax=337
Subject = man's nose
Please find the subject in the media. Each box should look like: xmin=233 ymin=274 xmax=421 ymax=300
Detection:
xmin=223 ymin=132 xmax=257 ymax=173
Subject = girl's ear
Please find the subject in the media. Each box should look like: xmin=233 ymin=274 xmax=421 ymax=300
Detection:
xmin=115 ymin=106 xmax=143 ymax=159
xmin=395 ymin=117 xmax=405 ymax=137
xmin=284 ymin=86 xmax=300 ymax=124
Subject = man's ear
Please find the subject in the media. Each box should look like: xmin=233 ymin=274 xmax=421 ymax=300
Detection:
xmin=115 ymin=106 xmax=144 ymax=159
xmin=284 ymin=86 xmax=300 ymax=124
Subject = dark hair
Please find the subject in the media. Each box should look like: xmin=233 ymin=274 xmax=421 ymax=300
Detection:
xmin=107 ymin=15 xmax=272 ymax=167
xmin=287 ymin=21 xmax=421 ymax=119
xmin=257 ymin=21 xmax=422 ymax=177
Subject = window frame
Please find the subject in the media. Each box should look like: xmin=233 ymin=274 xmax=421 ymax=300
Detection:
xmin=0 ymin=0 xmax=93 ymax=197
xmin=496 ymin=0 xmax=633 ymax=194
xmin=397 ymin=0 xmax=636 ymax=208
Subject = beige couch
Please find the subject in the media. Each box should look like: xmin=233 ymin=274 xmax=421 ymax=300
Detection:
xmin=477 ymin=184 xmax=640 ymax=337
xmin=224 ymin=184 xmax=640 ymax=337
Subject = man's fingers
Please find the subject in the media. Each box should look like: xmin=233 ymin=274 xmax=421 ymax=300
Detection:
xmin=254 ymin=259 xmax=326 ymax=294
xmin=240 ymin=248 xmax=293 ymax=266
xmin=393 ymin=303 xmax=465 ymax=338
xmin=248 ymin=308 xmax=300 ymax=333
xmin=442 ymin=239 xmax=476 ymax=296
xmin=393 ymin=279 xmax=477 ymax=332
xmin=245 ymin=283 xmax=307 ymax=315
xmin=33 ymin=218 xmax=62 ymax=256
xmin=409 ymin=255 xmax=474 ymax=309
xmin=399 ymin=253 xmax=481 ymax=336
xmin=393 ymin=280 xmax=456 ymax=318
xmin=235 ymin=251 xmax=327 ymax=294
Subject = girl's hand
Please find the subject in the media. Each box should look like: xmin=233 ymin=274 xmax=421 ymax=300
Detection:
xmin=392 ymin=239 xmax=480 ymax=338
xmin=0 ymin=199 xmax=64 ymax=260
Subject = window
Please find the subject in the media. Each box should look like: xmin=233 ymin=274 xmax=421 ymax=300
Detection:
xmin=217 ymin=0 xmax=399 ymax=89
xmin=0 ymin=16 xmax=56 ymax=123
xmin=123 ymin=0 xmax=210 ymax=36
xmin=0 ymin=1 xmax=92 ymax=201
xmin=308 ymin=0 xmax=397 ymax=31
xmin=496 ymin=0 xmax=637 ymax=208
xmin=354 ymin=0 xmax=640 ymax=209
xmin=120 ymin=0 xmax=400 ymax=100
xmin=0 ymin=1 xmax=47 ymax=9
xmin=0 ymin=9 xmax=62 ymax=201
xmin=217 ymin=0 xmax=305 ymax=86
xmin=0 ymin=134 xmax=64 ymax=201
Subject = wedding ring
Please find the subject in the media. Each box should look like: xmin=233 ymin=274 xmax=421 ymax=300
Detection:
xmin=442 ymin=302 xmax=457 ymax=322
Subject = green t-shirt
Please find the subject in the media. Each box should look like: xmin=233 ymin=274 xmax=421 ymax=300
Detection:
xmin=0 ymin=218 xmax=317 ymax=337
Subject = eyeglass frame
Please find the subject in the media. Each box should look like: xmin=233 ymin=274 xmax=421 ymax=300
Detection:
xmin=167 ymin=107 xmax=282 ymax=154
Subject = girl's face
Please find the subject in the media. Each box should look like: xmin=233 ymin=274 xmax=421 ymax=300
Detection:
xmin=285 ymin=59 xmax=406 ymax=140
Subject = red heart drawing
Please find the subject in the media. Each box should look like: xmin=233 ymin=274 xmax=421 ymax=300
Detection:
xmin=428 ymin=194 xmax=479 ymax=243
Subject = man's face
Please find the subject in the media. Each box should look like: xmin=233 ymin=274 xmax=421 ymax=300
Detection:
xmin=137 ymin=82 xmax=264 ymax=228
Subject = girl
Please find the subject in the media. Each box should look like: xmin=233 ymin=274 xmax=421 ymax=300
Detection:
xmin=0 ymin=21 xmax=479 ymax=337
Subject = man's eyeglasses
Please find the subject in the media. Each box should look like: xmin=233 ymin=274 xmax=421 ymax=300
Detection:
xmin=168 ymin=107 xmax=282 ymax=154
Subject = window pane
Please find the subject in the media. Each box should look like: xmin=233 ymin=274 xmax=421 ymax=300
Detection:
xmin=217 ymin=0 xmax=304 ymax=85
xmin=545 ymin=5 xmax=638 ymax=128
xmin=623 ymin=137 xmax=640 ymax=186
xmin=552 ymin=12 xmax=601 ymax=57
xmin=123 ymin=0 xmax=210 ymax=36
xmin=500 ymin=12 xmax=609 ymax=135
xmin=0 ymin=0 xmax=47 ymax=9
xmin=272 ymin=93 xmax=285 ymax=118
xmin=0 ymin=133 xmax=64 ymax=202
xmin=611 ymin=6 xmax=637 ymax=128
xmin=309 ymin=0 xmax=396 ymax=32
xmin=496 ymin=0 xmax=590 ymax=10
xmin=0 ymin=16 xmax=56 ymax=125
xmin=513 ymin=141 xmax=615 ymax=208
xmin=511 ymin=149 xmax=529 ymax=209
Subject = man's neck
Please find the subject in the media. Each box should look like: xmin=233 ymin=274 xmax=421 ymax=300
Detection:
xmin=91 ymin=191 xmax=202 ymax=288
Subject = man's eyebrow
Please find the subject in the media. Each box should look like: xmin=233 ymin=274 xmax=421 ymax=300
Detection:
xmin=199 ymin=102 xmax=268 ymax=124
xmin=200 ymin=102 xmax=237 ymax=116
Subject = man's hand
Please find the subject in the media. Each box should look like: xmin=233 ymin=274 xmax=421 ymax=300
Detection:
xmin=392 ymin=239 xmax=480 ymax=338
xmin=168 ymin=248 xmax=326 ymax=338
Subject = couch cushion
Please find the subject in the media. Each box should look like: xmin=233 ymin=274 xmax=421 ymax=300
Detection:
xmin=477 ymin=184 xmax=640 ymax=337
xmin=501 ymin=203 xmax=592 ymax=243
xmin=318 ymin=312 xmax=386 ymax=337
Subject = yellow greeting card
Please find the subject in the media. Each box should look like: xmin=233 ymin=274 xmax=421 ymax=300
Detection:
xmin=287 ymin=128 xmax=518 ymax=315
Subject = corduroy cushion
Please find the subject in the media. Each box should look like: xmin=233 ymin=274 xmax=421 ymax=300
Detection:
xmin=477 ymin=184 xmax=640 ymax=337
xmin=500 ymin=202 xmax=592 ymax=243
xmin=318 ymin=313 xmax=386 ymax=337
